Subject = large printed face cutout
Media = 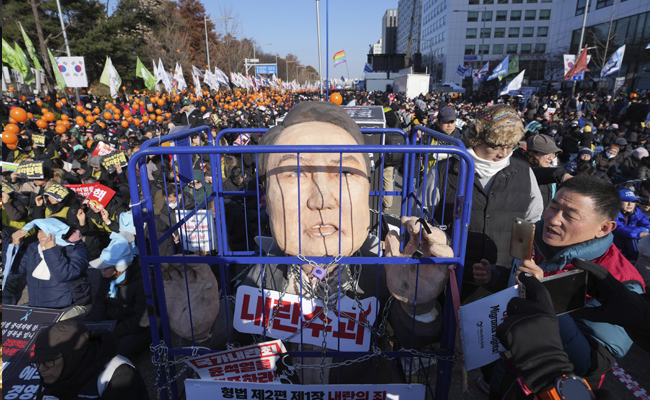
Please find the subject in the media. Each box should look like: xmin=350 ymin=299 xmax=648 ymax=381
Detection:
xmin=265 ymin=121 xmax=370 ymax=257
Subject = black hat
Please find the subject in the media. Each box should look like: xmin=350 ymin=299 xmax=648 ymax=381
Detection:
xmin=438 ymin=106 xmax=456 ymax=123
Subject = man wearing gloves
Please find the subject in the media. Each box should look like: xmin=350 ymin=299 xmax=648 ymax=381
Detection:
xmin=7 ymin=218 xmax=92 ymax=320
xmin=85 ymin=232 xmax=150 ymax=358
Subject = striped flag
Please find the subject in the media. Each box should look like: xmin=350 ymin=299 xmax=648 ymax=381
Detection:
xmin=363 ymin=63 xmax=374 ymax=73
xmin=333 ymin=50 xmax=346 ymax=67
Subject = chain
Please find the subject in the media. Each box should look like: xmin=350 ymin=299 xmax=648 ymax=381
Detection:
xmin=149 ymin=341 xmax=201 ymax=395
xmin=319 ymin=269 xmax=331 ymax=384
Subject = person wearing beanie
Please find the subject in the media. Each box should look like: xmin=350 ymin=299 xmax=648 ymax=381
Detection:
xmin=424 ymin=104 xmax=543 ymax=300
xmin=172 ymin=98 xmax=205 ymax=128
xmin=621 ymin=147 xmax=649 ymax=178
xmin=565 ymin=148 xmax=594 ymax=175
xmin=613 ymin=190 xmax=650 ymax=262
xmin=84 ymin=233 xmax=151 ymax=359
xmin=31 ymin=320 xmax=149 ymax=400
xmin=593 ymin=145 xmax=620 ymax=180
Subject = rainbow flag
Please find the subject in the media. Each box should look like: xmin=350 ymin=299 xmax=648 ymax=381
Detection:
xmin=333 ymin=50 xmax=346 ymax=67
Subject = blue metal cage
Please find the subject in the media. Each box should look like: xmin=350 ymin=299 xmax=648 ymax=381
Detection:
xmin=127 ymin=125 xmax=475 ymax=399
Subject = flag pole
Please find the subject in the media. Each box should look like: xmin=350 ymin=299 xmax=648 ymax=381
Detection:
xmin=345 ymin=61 xmax=350 ymax=85
xmin=572 ymin=0 xmax=590 ymax=96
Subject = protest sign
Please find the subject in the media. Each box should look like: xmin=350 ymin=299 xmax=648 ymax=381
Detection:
xmin=185 ymin=340 xmax=288 ymax=383
xmin=3 ymin=181 xmax=16 ymax=195
xmin=91 ymin=141 xmax=116 ymax=156
xmin=65 ymin=183 xmax=97 ymax=199
xmin=2 ymin=305 xmax=63 ymax=378
xmin=174 ymin=210 xmax=217 ymax=251
xmin=101 ymin=151 xmax=128 ymax=172
xmin=2 ymin=162 xmax=19 ymax=172
xmin=547 ymin=107 xmax=556 ymax=115
xmin=233 ymin=133 xmax=251 ymax=146
xmin=31 ymin=134 xmax=46 ymax=147
xmin=459 ymin=285 xmax=519 ymax=370
xmin=43 ymin=183 xmax=70 ymax=202
xmin=185 ymin=380 xmax=426 ymax=400
xmin=17 ymin=161 xmax=44 ymax=180
xmin=84 ymin=184 xmax=115 ymax=211
xmin=233 ymin=285 xmax=377 ymax=352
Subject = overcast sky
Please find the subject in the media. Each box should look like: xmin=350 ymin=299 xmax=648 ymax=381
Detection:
xmin=203 ymin=0 xmax=398 ymax=80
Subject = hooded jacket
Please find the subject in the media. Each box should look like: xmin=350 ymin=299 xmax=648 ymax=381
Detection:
xmin=36 ymin=329 xmax=149 ymax=400
xmin=613 ymin=207 xmax=650 ymax=251
xmin=18 ymin=240 xmax=91 ymax=308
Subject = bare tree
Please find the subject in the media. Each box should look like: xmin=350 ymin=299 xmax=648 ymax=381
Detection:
xmin=211 ymin=5 xmax=253 ymax=76
xmin=544 ymin=51 xmax=567 ymax=83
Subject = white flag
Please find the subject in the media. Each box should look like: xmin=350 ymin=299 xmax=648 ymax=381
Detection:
xmin=500 ymin=70 xmax=525 ymax=96
xmin=158 ymin=59 xmax=172 ymax=93
xmin=152 ymin=60 xmax=160 ymax=84
xmin=215 ymin=66 xmax=230 ymax=87
xmin=174 ymin=63 xmax=187 ymax=91
xmin=192 ymin=68 xmax=202 ymax=98
xmin=600 ymin=45 xmax=625 ymax=79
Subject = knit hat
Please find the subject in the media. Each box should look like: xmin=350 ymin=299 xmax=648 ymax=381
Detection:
xmin=463 ymin=104 xmax=524 ymax=148
xmin=583 ymin=125 xmax=592 ymax=132
xmin=610 ymin=124 xmax=619 ymax=130
xmin=578 ymin=148 xmax=593 ymax=157
xmin=632 ymin=147 xmax=649 ymax=159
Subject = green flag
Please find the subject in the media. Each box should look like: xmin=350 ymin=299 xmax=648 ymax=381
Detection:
xmin=19 ymin=22 xmax=43 ymax=71
xmin=47 ymin=49 xmax=67 ymax=89
xmin=100 ymin=57 xmax=121 ymax=98
xmin=136 ymin=56 xmax=157 ymax=91
xmin=14 ymin=43 xmax=35 ymax=85
xmin=2 ymin=39 xmax=22 ymax=72
xmin=508 ymin=56 xmax=519 ymax=76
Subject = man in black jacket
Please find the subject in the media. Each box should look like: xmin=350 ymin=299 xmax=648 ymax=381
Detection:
xmin=32 ymin=320 xmax=150 ymax=400
xmin=173 ymin=98 xmax=205 ymax=128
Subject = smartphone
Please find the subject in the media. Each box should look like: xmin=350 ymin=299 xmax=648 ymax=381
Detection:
xmin=510 ymin=218 xmax=535 ymax=261
xmin=520 ymin=269 xmax=588 ymax=315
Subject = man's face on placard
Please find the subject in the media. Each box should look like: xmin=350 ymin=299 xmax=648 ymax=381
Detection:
xmin=265 ymin=121 xmax=370 ymax=257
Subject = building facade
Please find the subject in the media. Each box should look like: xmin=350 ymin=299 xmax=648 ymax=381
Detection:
xmin=382 ymin=9 xmax=399 ymax=54
xmin=420 ymin=0 xmax=553 ymax=85
xmin=547 ymin=0 xmax=650 ymax=91
xmin=371 ymin=38 xmax=384 ymax=55
xmin=397 ymin=0 xmax=423 ymax=56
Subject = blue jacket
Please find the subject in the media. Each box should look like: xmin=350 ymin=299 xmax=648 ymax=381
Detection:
xmin=613 ymin=208 xmax=650 ymax=246
xmin=17 ymin=241 xmax=91 ymax=308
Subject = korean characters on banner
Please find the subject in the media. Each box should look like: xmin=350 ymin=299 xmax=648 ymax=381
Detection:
xmin=83 ymin=184 xmax=116 ymax=211
xmin=65 ymin=183 xmax=98 ymax=201
xmin=3 ymin=181 xmax=16 ymax=195
xmin=91 ymin=141 xmax=116 ymax=157
xmin=174 ymin=210 xmax=217 ymax=252
xmin=16 ymin=161 xmax=44 ymax=180
xmin=31 ymin=134 xmax=46 ymax=147
xmin=184 ymin=380 xmax=426 ymax=400
xmin=233 ymin=286 xmax=377 ymax=352
xmin=43 ymin=183 xmax=70 ymax=203
xmin=100 ymin=151 xmax=128 ymax=173
xmin=184 ymin=340 xmax=289 ymax=384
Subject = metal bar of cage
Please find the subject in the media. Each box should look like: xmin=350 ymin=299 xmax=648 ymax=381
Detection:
xmin=127 ymin=125 xmax=475 ymax=400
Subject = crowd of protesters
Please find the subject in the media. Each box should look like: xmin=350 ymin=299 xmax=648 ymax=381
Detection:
xmin=2 ymin=86 xmax=650 ymax=399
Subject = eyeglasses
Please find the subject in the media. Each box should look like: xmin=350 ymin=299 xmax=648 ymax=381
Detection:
xmin=483 ymin=142 xmax=517 ymax=153
xmin=32 ymin=355 xmax=63 ymax=369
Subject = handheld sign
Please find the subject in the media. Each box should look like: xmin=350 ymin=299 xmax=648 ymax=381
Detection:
xmin=32 ymin=134 xmax=46 ymax=147
xmin=91 ymin=141 xmax=115 ymax=157
xmin=3 ymin=181 xmax=16 ymax=195
xmin=65 ymin=183 xmax=98 ymax=200
xmin=17 ymin=161 xmax=44 ymax=180
xmin=101 ymin=151 xmax=128 ymax=173
xmin=43 ymin=183 xmax=70 ymax=202
xmin=83 ymin=184 xmax=115 ymax=211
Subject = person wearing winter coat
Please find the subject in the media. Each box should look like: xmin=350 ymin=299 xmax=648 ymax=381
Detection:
xmin=593 ymin=145 xmax=620 ymax=179
xmin=31 ymin=183 xmax=81 ymax=229
xmin=31 ymin=320 xmax=150 ymax=400
xmin=173 ymin=98 xmax=206 ymax=128
xmin=8 ymin=218 xmax=92 ymax=320
xmin=85 ymin=233 xmax=151 ymax=359
xmin=613 ymin=190 xmax=650 ymax=262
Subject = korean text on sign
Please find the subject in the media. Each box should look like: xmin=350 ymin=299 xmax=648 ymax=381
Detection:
xmin=233 ymin=285 xmax=378 ymax=352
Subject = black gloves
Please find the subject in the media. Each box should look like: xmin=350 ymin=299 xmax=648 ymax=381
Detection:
xmin=496 ymin=273 xmax=574 ymax=393
xmin=570 ymin=258 xmax=650 ymax=353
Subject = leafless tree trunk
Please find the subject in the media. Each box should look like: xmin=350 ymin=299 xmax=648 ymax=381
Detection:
xmin=28 ymin=0 xmax=55 ymax=93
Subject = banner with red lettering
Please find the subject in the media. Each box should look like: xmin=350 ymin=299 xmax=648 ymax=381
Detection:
xmin=233 ymin=285 xmax=378 ymax=352
xmin=83 ymin=184 xmax=115 ymax=211
xmin=64 ymin=183 xmax=98 ymax=201
xmin=184 ymin=340 xmax=287 ymax=383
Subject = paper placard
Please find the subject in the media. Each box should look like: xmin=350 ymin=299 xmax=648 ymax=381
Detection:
xmin=3 ymin=181 xmax=16 ymax=195
xmin=459 ymin=285 xmax=519 ymax=371
xmin=174 ymin=210 xmax=217 ymax=251
xmin=43 ymin=183 xmax=70 ymax=202
xmin=2 ymin=162 xmax=19 ymax=172
xmin=185 ymin=380 xmax=425 ymax=400
xmin=17 ymin=161 xmax=44 ymax=180
xmin=101 ymin=151 xmax=128 ymax=172
xmin=91 ymin=141 xmax=115 ymax=157
xmin=64 ymin=183 xmax=97 ymax=199
xmin=32 ymin=134 xmax=46 ymax=147
xmin=185 ymin=340 xmax=287 ymax=383
xmin=547 ymin=107 xmax=556 ymax=115
xmin=234 ymin=285 xmax=378 ymax=352
xmin=83 ymin=184 xmax=115 ymax=211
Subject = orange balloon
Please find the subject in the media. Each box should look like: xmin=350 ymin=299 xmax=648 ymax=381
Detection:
xmin=122 ymin=86 xmax=126 ymax=91
xmin=2 ymin=131 xmax=18 ymax=144
xmin=98 ymin=122 xmax=105 ymax=129
xmin=10 ymin=107 xmax=27 ymax=123
xmin=121 ymin=120 xmax=129 ymax=128
xmin=133 ymin=118 xmax=141 ymax=126
xmin=61 ymin=98 xmax=67 ymax=105
xmin=36 ymin=100 xmax=43 ymax=106
xmin=5 ymin=124 xmax=20 ymax=134
xmin=155 ymin=109 xmax=162 ymax=115
xmin=156 ymin=115 xmax=163 ymax=122
xmin=68 ymin=88 xmax=72 ymax=93
xmin=123 ymin=110 xmax=132 ymax=118
xmin=56 ymin=120 xmax=64 ymax=125
xmin=63 ymin=121 xmax=70 ymax=129
xmin=164 ymin=113 xmax=171 ymax=119
xmin=41 ymin=108 xmax=49 ymax=114
xmin=27 ymin=112 xmax=33 ymax=119
xmin=161 ymin=141 xmax=171 ymax=147
xmin=113 ymin=114 xmax=120 ymax=120
xmin=55 ymin=125 xmax=67 ymax=134
xmin=43 ymin=112 xmax=55 ymax=122
xmin=36 ymin=119 xmax=48 ymax=129
xmin=76 ymin=105 xmax=84 ymax=113
xmin=113 ymin=108 xmax=121 ymax=115
xmin=87 ymin=140 xmax=94 ymax=148
xmin=149 ymin=113 xmax=156 ymax=120
xmin=103 ymin=112 xmax=112 ymax=120
xmin=86 ymin=115 xmax=95 ymax=123
xmin=6 ymin=142 xmax=17 ymax=150
xmin=77 ymin=119 xmax=85 ymax=127
xmin=9 ymin=117 xmax=17 ymax=124
xmin=142 ymin=116 xmax=149 ymax=123
xmin=61 ymin=114 xmax=69 ymax=121
xmin=157 ymin=99 xmax=164 ymax=107
xmin=94 ymin=107 xmax=101 ymax=114
xmin=200 ymin=106 xmax=206 ymax=112
xmin=8 ymin=87 xmax=15 ymax=92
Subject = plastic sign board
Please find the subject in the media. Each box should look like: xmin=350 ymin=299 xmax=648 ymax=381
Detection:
xmin=185 ymin=380 xmax=426 ymax=400
xmin=174 ymin=210 xmax=217 ymax=252
xmin=255 ymin=64 xmax=278 ymax=75
xmin=233 ymin=285 xmax=377 ymax=352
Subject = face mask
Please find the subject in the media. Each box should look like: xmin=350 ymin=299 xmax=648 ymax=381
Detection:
xmin=606 ymin=152 xmax=616 ymax=159
xmin=168 ymin=202 xmax=177 ymax=209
